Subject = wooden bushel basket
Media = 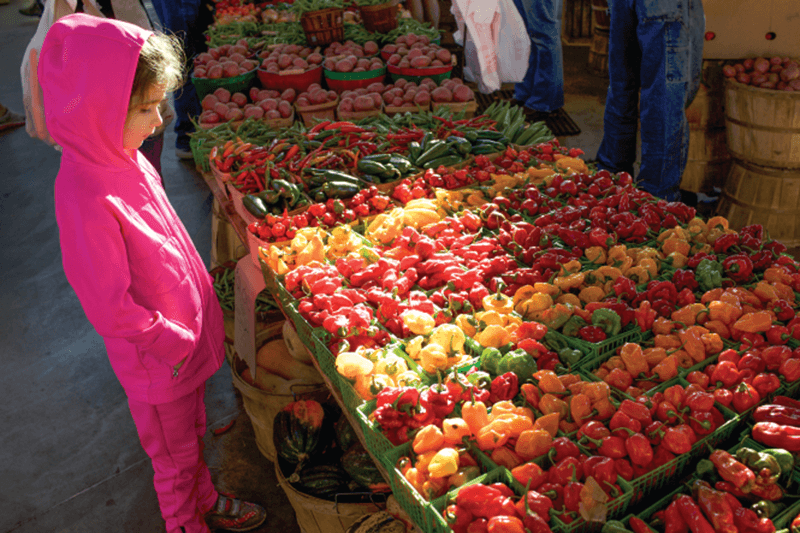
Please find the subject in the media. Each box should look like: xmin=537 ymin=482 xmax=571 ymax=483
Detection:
xmin=359 ymin=1 xmax=398 ymax=33
xmin=679 ymin=128 xmax=731 ymax=194
xmin=300 ymin=8 xmax=344 ymax=47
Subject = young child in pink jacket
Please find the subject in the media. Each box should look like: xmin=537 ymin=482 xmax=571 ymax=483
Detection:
xmin=39 ymin=13 xmax=266 ymax=533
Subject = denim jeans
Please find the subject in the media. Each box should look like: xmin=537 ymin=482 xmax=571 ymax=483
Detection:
xmin=596 ymin=0 xmax=704 ymax=201
xmin=151 ymin=0 xmax=204 ymax=150
xmin=511 ymin=0 xmax=564 ymax=113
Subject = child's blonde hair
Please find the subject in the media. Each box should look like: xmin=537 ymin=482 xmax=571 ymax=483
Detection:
xmin=129 ymin=33 xmax=185 ymax=108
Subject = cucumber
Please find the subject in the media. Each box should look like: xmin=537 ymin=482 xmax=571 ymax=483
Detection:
xmin=359 ymin=153 xmax=392 ymax=164
xmin=321 ymin=181 xmax=360 ymax=198
xmin=388 ymin=155 xmax=414 ymax=175
xmin=423 ymin=154 xmax=464 ymax=169
xmin=309 ymin=169 xmax=362 ymax=185
xmin=415 ymin=140 xmax=451 ymax=166
xmin=358 ymin=159 xmax=389 ymax=175
xmin=242 ymin=195 xmax=268 ymax=218
xmin=474 ymin=130 xmax=506 ymax=141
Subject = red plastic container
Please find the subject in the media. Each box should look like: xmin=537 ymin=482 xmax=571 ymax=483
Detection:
xmin=257 ymin=65 xmax=323 ymax=93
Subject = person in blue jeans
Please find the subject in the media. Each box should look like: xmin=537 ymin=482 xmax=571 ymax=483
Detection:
xmin=511 ymin=0 xmax=564 ymax=120
xmin=595 ymin=0 xmax=705 ymax=202
xmin=150 ymin=0 xmax=208 ymax=160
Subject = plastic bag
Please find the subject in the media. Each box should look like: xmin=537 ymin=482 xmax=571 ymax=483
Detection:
xmin=496 ymin=0 xmax=530 ymax=83
xmin=20 ymin=0 xmax=112 ymax=146
xmin=463 ymin=31 xmax=493 ymax=94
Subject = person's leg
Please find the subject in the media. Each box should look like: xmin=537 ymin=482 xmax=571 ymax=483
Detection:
xmin=595 ymin=0 xmax=639 ymax=175
xmin=128 ymin=387 xmax=216 ymax=533
xmin=421 ymin=0 xmax=440 ymax=30
xmin=150 ymin=0 xmax=205 ymax=158
xmin=513 ymin=0 xmax=564 ymax=113
xmin=636 ymin=0 xmax=698 ymax=201
xmin=406 ymin=0 xmax=425 ymax=25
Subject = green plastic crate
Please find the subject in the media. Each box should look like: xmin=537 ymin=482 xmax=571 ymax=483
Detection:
xmin=382 ymin=442 xmax=456 ymax=533
xmin=355 ymin=399 xmax=402 ymax=474
xmin=545 ymin=326 xmax=642 ymax=368
xmin=551 ymin=477 xmax=635 ymax=533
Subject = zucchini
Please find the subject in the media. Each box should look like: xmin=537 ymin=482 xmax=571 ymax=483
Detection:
xmin=321 ymin=181 xmax=360 ymax=198
xmin=419 ymin=132 xmax=434 ymax=152
xmin=308 ymin=169 xmax=362 ymax=185
xmin=358 ymin=159 xmax=390 ymax=175
xmin=360 ymin=153 xmax=392 ymax=164
xmin=471 ymin=143 xmax=504 ymax=155
xmin=408 ymin=141 xmax=422 ymax=163
xmin=388 ymin=155 xmax=414 ymax=175
xmin=414 ymin=140 xmax=450 ymax=166
xmin=474 ymin=130 xmax=506 ymax=141
xmin=450 ymin=136 xmax=473 ymax=156
xmin=473 ymin=139 xmax=507 ymax=152
xmin=423 ymin=154 xmax=464 ymax=169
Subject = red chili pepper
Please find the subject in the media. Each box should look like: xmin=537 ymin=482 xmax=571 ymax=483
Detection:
xmin=212 ymin=419 xmax=236 ymax=435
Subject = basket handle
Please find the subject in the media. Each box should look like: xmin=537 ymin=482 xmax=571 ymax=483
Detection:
xmin=289 ymin=382 xmax=330 ymax=401
xmin=333 ymin=491 xmax=387 ymax=513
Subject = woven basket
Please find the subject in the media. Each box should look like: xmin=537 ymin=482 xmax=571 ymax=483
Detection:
xmin=359 ymin=1 xmax=398 ymax=33
xmin=300 ymin=8 xmax=344 ymax=47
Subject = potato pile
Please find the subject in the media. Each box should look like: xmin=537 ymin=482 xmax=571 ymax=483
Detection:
xmin=377 ymin=79 xmax=432 ymax=109
xmin=723 ymin=56 xmax=800 ymax=91
xmin=199 ymin=87 xmax=295 ymax=125
xmin=323 ymin=41 xmax=385 ymax=73
xmin=258 ymin=43 xmax=324 ymax=74
xmin=296 ymin=84 xmax=339 ymax=109
xmin=193 ymin=41 xmax=259 ymax=79
xmin=382 ymin=33 xmax=451 ymax=69
xmin=430 ymin=78 xmax=474 ymax=103
xmin=339 ymin=87 xmax=384 ymax=114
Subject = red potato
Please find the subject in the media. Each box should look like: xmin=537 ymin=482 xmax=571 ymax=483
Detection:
xmin=754 ymin=57 xmax=770 ymax=73
xmin=244 ymin=106 xmax=264 ymax=119
xmin=299 ymin=47 xmax=312 ymax=58
xmin=383 ymin=44 xmax=398 ymax=54
xmin=296 ymin=96 xmax=310 ymax=107
xmin=194 ymin=68 xmax=207 ymax=78
xmin=357 ymin=58 xmax=371 ymax=70
xmin=225 ymin=108 xmax=244 ymax=121
xmin=229 ymin=52 xmax=246 ymax=64
xmin=750 ymin=73 xmax=767 ymax=85
xmin=207 ymin=65 xmax=223 ymax=79
xmin=778 ymin=81 xmax=788 ymax=90
xmin=736 ymin=72 xmax=751 ymax=84
xmin=278 ymin=101 xmax=292 ymax=118
xmin=734 ymin=63 xmax=745 ymax=73
xmin=355 ymin=88 xmax=369 ymax=96
xmin=222 ymin=62 xmax=240 ymax=77
xmin=200 ymin=110 xmax=220 ymax=123
xmin=265 ymin=109 xmax=281 ymax=119
xmin=364 ymin=41 xmax=379 ymax=55
xmin=278 ymin=54 xmax=293 ymax=69
xmin=397 ymin=46 xmax=409 ymax=56
xmin=209 ymin=48 xmax=221 ymax=60
xmin=219 ymin=44 xmax=232 ymax=55
xmin=394 ymin=78 xmax=408 ymax=89
xmin=249 ymin=87 xmax=261 ymax=101
xmin=336 ymin=59 xmax=355 ymax=72
xmin=383 ymin=91 xmax=396 ymax=104
xmin=414 ymin=91 xmax=430 ymax=105
xmin=231 ymin=45 xmax=248 ymax=56
xmin=402 ymin=89 xmax=416 ymax=102
xmin=367 ymin=82 xmax=385 ymax=93
xmin=770 ymin=64 xmax=784 ymax=73
xmin=431 ymin=87 xmax=453 ymax=102
xmin=339 ymin=99 xmax=355 ymax=112
xmin=324 ymin=58 xmax=337 ymax=70
xmin=196 ymin=52 xmax=213 ymax=65
xmin=237 ymin=66 xmax=250 ymax=75
xmin=396 ymin=35 xmax=407 ymax=45
xmin=761 ymin=82 xmax=776 ymax=89
xmin=411 ymin=56 xmax=432 ymax=68
xmin=768 ymin=72 xmax=780 ymax=83
xmin=453 ymin=85 xmax=474 ymax=102
xmin=214 ymin=102 xmax=230 ymax=117
xmin=202 ymin=94 xmax=219 ymax=111
xmin=281 ymin=88 xmax=296 ymax=103
xmin=266 ymin=63 xmax=280 ymax=74
xmin=789 ymin=78 xmax=800 ymax=89
xmin=406 ymin=34 xmax=418 ymax=46
xmin=327 ymin=90 xmax=337 ymax=101
xmin=722 ymin=64 xmax=737 ymax=77
xmin=226 ymin=102 xmax=238 ymax=109
xmin=214 ymin=88 xmax=231 ymax=103
xmin=782 ymin=64 xmax=800 ymax=81
xmin=436 ymin=49 xmax=451 ymax=63
xmin=309 ymin=90 xmax=328 ymax=105
xmin=771 ymin=56 xmax=783 ymax=65
xmin=307 ymin=53 xmax=323 ymax=65
xmin=230 ymin=92 xmax=248 ymax=107
xmin=388 ymin=54 xmax=402 ymax=66
xmin=354 ymin=95 xmax=375 ymax=111
xmin=451 ymin=78 xmax=464 ymax=86
xmin=431 ymin=60 xmax=444 ymax=67
xmin=391 ymin=96 xmax=404 ymax=107
xmin=260 ymin=98 xmax=278 ymax=111
xmin=369 ymin=93 xmax=382 ymax=108
xmin=398 ymin=59 xmax=411 ymax=68
xmin=407 ymin=48 xmax=423 ymax=60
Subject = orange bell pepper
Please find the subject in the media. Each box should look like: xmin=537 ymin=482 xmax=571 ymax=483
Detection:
xmin=533 ymin=412 xmax=560 ymax=437
xmin=462 ymin=400 xmax=489 ymax=436
xmin=570 ymin=393 xmax=594 ymax=423
xmin=559 ymin=419 xmax=581 ymax=434
xmin=655 ymin=334 xmax=683 ymax=350
xmin=515 ymin=405 xmax=535 ymax=421
xmin=703 ymin=319 xmax=731 ymax=339
xmin=416 ymin=450 xmax=437 ymax=473
xmin=733 ymin=310 xmax=774 ymax=333
xmin=442 ymin=418 xmax=472 ymax=445
xmin=520 ymin=383 xmax=540 ymax=410
xmin=701 ymin=332 xmax=723 ymax=354
xmin=653 ymin=317 xmax=677 ymax=335
xmin=708 ymin=300 xmax=743 ymax=325
xmin=511 ymin=462 xmax=546 ymax=488
xmin=539 ymin=394 xmax=569 ymax=419
xmin=774 ymin=282 xmax=795 ymax=302
xmin=475 ymin=424 xmax=510 ymax=450
xmin=514 ymin=429 xmax=552 ymax=460
xmin=491 ymin=447 xmax=524 ymax=470
xmin=593 ymin=398 xmax=617 ymax=420
xmin=672 ymin=303 xmax=707 ymax=327
xmin=677 ymin=329 xmax=706 ymax=363
xmin=672 ymin=349 xmax=694 ymax=369
xmin=662 ymin=237 xmax=690 ymax=257
xmin=494 ymin=413 xmax=534 ymax=438
xmin=558 ymin=373 xmax=583 ymax=389
xmin=650 ymin=354 xmax=679 ymax=381
xmin=413 ymin=425 xmax=445 ymax=454
xmin=701 ymin=288 xmax=725 ymax=304
xmin=595 ymin=367 xmax=610 ymax=380
xmin=765 ymin=267 xmax=794 ymax=285
xmin=536 ymin=370 xmax=566 ymax=394
xmin=490 ymin=401 xmax=517 ymax=419
xmin=604 ymin=356 xmax=627 ymax=372
xmin=583 ymin=381 xmax=611 ymax=403
xmin=619 ymin=343 xmax=648 ymax=377
xmin=421 ymin=477 xmax=449 ymax=501
xmin=405 ymin=467 xmax=426 ymax=494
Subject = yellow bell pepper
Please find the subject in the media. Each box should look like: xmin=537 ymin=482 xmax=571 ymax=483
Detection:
xmin=402 ymin=310 xmax=435 ymax=335
xmin=512 ymin=285 xmax=537 ymax=307
xmin=476 ymin=310 xmax=506 ymax=327
xmin=454 ymin=315 xmax=477 ymax=338
xmin=475 ymin=324 xmax=512 ymax=348
xmin=585 ymin=246 xmax=607 ymax=264
xmin=554 ymin=273 xmax=585 ymax=291
xmin=419 ymin=344 xmax=449 ymax=373
xmin=482 ymin=293 xmax=514 ymax=314
xmin=413 ymin=425 xmax=445 ymax=454
xmin=335 ymin=350 xmax=375 ymax=381
xmin=462 ymin=400 xmax=489 ymax=436
xmin=579 ymin=285 xmax=606 ymax=304
xmin=429 ymin=324 xmax=466 ymax=355
xmin=514 ymin=429 xmax=552 ymax=460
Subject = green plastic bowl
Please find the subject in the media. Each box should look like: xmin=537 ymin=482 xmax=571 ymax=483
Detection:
xmin=191 ymin=68 xmax=258 ymax=99
xmin=387 ymin=63 xmax=452 ymax=84
xmin=323 ymin=66 xmax=386 ymax=91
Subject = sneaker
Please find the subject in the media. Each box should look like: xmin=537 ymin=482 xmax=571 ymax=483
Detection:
xmin=0 ymin=108 xmax=25 ymax=132
xmin=175 ymin=146 xmax=194 ymax=160
xmin=204 ymin=494 xmax=266 ymax=532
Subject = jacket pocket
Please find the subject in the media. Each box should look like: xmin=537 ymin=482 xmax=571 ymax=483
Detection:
xmin=638 ymin=0 xmax=682 ymax=23
xmin=129 ymin=235 xmax=187 ymax=297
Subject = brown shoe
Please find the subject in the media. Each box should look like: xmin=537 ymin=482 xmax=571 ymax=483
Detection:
xmin=204 ymin=494 xmax=266 ymax=532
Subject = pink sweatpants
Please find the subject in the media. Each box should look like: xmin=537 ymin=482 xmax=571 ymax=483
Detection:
xmin=128 ymin=384 xmax=219 ymax=533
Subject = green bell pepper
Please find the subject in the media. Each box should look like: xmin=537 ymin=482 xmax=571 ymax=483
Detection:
xmin=591 ymin=308 xmax=622 ymax=337
xmin=601 ymin=521 xmax=633 ymax=533
xmin=496 ymin=349 xmax=538 ymax=383
xmin=562 ymin=315 xmax=588 ymax=338
xmin=761 ymin=448 xmax=795 ymax=479
xmin=752 ymin=500 xmax=785 ymax=519
xmin=466 ymin=370 xmax=492 ymax=389
xmin=558 ymin=347 xmax=583 ymax=367
xmin=736 ymin=447 xmax=781 ymax=483
xmin=479 ymin=347 xmax=503 ymax=375
xmin=696 ymin=258 xmax=724 ymax=291
xmin=696 ymin=458 xmax=715 ymax=478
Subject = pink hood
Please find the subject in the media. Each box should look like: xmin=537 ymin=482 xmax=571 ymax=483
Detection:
xmin=40 ymin=14 xmax=224 ymax=404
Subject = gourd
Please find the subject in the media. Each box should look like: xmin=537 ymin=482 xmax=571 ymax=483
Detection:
xmin=341 ymin=442 xmax=390 ymax=492
xmin=335 ymin=414 xmax=360 ymax=453
xmin=273 ymin=400 xmax=326 ymax=481
xmin=292 ymin=464 xmax=352 ymax=500
xmin=257 ymin=339 xmax=322 ymax=382
xmin=345 ymin=511 xmax=407 ymax=533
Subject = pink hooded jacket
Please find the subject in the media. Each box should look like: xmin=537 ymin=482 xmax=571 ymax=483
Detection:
xmin=40 ymin=14 xmax=224 ymax=404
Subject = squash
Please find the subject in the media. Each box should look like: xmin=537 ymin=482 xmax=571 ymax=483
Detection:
xmin=273 ymin=400 xmax=326 ymax=481
xmin=345 ymin=511 xmax=407 ymax=533
xmin=292 ymin=464 xmax=352 ymax=500
xmin=341 ymin=442 xmax=390 ymax=492
xmin=257 ymin=339 xmax=322 ymax=382
xmin=335 ymin=414 xmax=360 ymax=453
xmin=282 ymin=321 xmax=313 ymax=363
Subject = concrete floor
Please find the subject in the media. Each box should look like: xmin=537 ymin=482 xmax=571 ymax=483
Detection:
xmin=0 ymin=4 xmax=608 ymax=533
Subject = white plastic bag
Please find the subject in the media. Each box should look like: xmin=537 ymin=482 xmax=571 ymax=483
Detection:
xmin=496 ymin=0 xmax=530 ymax=83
